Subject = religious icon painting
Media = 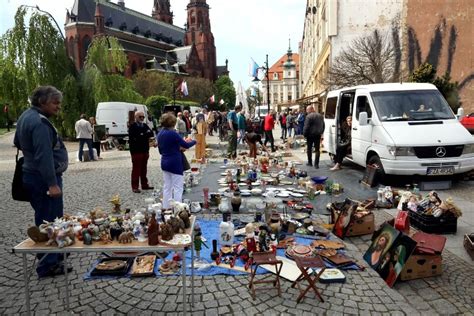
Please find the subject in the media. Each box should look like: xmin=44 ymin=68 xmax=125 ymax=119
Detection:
xmin=377 ymin=234 xmax=417 ymax=287
xmin=332 ymin=199 xmax=357 ymax=239
xmin=363 ymin=223 xmax=399 ymax=269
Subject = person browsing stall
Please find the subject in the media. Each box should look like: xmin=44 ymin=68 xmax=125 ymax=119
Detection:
xmin=244 ymin=131 xmax=268 ymax=158
xmin=303 ymin=106 xmax=325 ymax=168
xmin=14 ymin=86 xmax=70 ymax=278
xmin=75 ymin=113 xmax=93 ymax=162
xmin=227 ymin=104 xmax=242 ymax=159
xmin=157 ymin=113 xmax=196 ymax=209
xmin=129 ymin=111 xmax=155 ymax=193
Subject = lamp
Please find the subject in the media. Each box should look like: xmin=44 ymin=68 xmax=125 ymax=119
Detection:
xmin=252 ymin=54 xmax=271 ymax=113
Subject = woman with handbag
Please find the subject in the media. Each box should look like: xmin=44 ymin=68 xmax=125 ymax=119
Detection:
xmin=331 ymin=116 xmax=352 ymax=171
xmin=157 ymin=113 xmax=196 ymax=209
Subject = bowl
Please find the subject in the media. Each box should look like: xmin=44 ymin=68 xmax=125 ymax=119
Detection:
xmin=311 ymin=176 xmax=328 ymax=184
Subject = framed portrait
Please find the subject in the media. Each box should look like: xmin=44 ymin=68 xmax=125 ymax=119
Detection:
xmin=363 ymin=223 xmax=399 ymax=269
xmin=332 ymin=201 xmax=357 ymax=239
xmin=377 ymin=235 xmax=417 ymax=287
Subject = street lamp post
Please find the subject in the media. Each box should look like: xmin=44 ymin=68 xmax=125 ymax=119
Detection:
xmin=252 ymin=54 xmax=271 ymax=113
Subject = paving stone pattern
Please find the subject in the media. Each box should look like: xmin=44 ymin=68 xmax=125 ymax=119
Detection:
xmin=0 ymin=132 xmax=472 ymax=315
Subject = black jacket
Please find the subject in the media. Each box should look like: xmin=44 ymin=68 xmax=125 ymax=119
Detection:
xmin=303 ymin=112 xmax=325 ymax=138
xmin=128 ymin=122 xmax=154 ymax=153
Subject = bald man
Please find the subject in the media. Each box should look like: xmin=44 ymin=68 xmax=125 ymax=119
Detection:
xmin=128 ymin=111 xmax=155 ymax=193
xmin=303 ymin=106 xmax=325 ymax=168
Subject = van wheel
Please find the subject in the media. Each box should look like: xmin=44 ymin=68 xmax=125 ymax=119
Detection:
xmin=368 ymin=155 xmax=386 ymax=184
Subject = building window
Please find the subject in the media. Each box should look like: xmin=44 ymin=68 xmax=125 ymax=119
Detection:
xmin=287 ymin=71 xmax=291 ymax=77
xmin=273 ymin=73 xmax=278 ymax=80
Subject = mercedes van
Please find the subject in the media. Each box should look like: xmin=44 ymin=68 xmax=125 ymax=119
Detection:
xmin=96 ymin=102 xmax=153 ymax=139
xmin=322 ymin=83 xmax=474 ymax=178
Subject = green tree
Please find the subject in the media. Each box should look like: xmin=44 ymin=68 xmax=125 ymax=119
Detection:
xmin=214 ymin=75 xmax=236 ymax=110
xmin=409 ymin=62 xmax=460 ymax=110
xmin=145 ymin=95 xmax=170 ymax=118
xmin=0 ymin=7 xmax=75 ymax=120
xmin=133 ymin=70 xmax=174 ymax=99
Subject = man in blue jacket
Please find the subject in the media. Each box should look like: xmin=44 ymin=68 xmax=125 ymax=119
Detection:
xmin=14 ymin=86 xmax=70 ymax=277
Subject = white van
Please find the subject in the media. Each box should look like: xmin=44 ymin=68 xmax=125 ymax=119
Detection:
xmin=96 ymin=102 xmax=153 ymax=138
xmin=323 ymin=83 xmax=474 ymax=178
xmin=254 ymin=105 xmax=269 ymax=119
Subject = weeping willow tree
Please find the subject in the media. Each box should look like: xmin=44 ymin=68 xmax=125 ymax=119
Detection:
xmin=0 ymin=7 xmax=78 ymax=136
xmin=81 ymin=35 xmax=144 ymax=114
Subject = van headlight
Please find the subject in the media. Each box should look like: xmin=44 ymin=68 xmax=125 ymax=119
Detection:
xmin=463 ymin=143 xmax=474 ymax=154
xmin=387 ymin=146 xmax=416 ymax=157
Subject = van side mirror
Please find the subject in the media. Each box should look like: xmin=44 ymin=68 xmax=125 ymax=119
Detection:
xmin=457 ymin=107 xmax=464 ymax=120
xmin=359 ymin=112 xmax=368 ymax=126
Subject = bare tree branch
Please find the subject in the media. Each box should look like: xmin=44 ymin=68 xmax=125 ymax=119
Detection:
xmin=321 ymin=29 xmax=398 ymax=89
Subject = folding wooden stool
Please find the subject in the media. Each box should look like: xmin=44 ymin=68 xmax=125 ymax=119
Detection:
xmin=291 ymin=255 xmax=326 ymax=303
xmin=248 ymin=252 xmax=283 ymax=300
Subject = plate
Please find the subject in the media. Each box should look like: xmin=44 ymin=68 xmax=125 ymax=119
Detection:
xmin=251 ymin=189 xmax=262 ymax=196
xmin=218 ymin=188 xmax=229 ymax=193
xmin=292 ymin=212 xmax=310 ymax=220
xmin=241 ymin=192 xmax=251 ymax=197
xmin=290 ymin=192 xmax=304 ymax=198
xmin=219 ymin=183 xmax=229 ymax=187
xmin=277 ymin=192 xmax=289 ymax=198
xmin=239 ymin=182 xmax=247 ymax=186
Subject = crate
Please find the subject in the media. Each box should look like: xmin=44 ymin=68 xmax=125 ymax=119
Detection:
xmin=463 ymin=234 xmax=474 ymax=260
xmin=346 ymin=213 xmax=375 ymax=237
xmin=400 ymin=254 xmax=442 ymax=281
xmin=408 ymin=210 xmax=457 ymax=234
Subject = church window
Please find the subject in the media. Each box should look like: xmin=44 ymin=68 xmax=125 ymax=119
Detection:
xmin=273 ymin=73 xmax=278 ymax=80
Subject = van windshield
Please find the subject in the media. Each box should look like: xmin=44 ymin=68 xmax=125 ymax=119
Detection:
xmin=371 ymin=90 xmax=455 ymax=121
xmin=256 ymin=108 xmax=268 ymax=117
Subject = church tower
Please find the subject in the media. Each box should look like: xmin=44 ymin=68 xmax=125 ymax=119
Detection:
xmin=152 ymin=0 xmax=173 ymax=24
xmin=184 ymin=0 xmax=217 ymax=81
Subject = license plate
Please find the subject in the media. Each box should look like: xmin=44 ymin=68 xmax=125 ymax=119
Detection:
xmin=426 ymin=166 xmax=455 ymax=176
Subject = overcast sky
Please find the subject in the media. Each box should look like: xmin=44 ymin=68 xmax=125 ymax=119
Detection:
xmin=1 ymin=0 xmax=305 ymax=90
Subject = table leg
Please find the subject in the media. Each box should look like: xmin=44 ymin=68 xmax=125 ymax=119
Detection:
xmin=182 ymin=250 xmax=187 ymax=315
xmin=23 ymin=254 xmax=31 ymax=316
xmin=64 ymin=254 xmax=70 ymax=310
xmin=191 ymin=235 xmax=195 ymax=307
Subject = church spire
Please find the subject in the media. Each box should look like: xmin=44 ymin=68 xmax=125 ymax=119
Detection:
xmin=152 ymin=0 xmax=173 ymax=24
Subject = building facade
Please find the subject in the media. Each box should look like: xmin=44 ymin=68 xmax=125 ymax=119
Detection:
xmin=300 ymin=0 xmax=473 ymax=113
xmin=65 ymin=0 xmax=221 ymax=81
xmin=262 ymin=44 xmax=300 ymax=112
xmin=300 ymin=0 xmax=401 ymax=111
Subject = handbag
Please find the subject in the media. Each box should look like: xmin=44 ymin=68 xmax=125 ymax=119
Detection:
xmin=181 ymin=152 xmax=190 ymax=171
xmin=394 ymin=210 xmax=410 ymax=232
xmin=12 ymin=149 xmax=30 ymax=202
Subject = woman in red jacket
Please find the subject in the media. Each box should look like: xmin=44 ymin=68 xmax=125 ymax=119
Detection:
xmin=263 ymin=110 xmax=276 ymax=152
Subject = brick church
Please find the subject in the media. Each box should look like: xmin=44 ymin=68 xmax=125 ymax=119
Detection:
xmin=65 ymin=0 xmax=227 ymax=81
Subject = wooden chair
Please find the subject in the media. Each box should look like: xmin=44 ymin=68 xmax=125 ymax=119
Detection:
xmin=248 ymin=252 xmax=283 ymax=300
xmin=291 ymin=255 xmax=326 ymax=303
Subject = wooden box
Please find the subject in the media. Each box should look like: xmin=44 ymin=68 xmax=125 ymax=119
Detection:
xmin=463 ymin=234 xmax=474 ymax=260
xmin=400 ymin=254 xmax=442 ymax=281
xmin=346 ymin=213 xmax=375 ymax=237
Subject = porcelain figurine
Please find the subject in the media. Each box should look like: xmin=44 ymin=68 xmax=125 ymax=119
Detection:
xmin=109 ymin=194 xmax=122 ymax=214
xmin=118 ymin=231 xmax=134 ymax=243
xmin=148 ymin=212 xmax=160 ymax=245
xmin=231 ymin=191 xmax=242 ymax=213
xmin=82 ymin=229 xmax=93 ymax=245
xmin=194 ymin=232 xmax=208 ymax=258
xmin=160 ymin=222 xmax=174 ymax=241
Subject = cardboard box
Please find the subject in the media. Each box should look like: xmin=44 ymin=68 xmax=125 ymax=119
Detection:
xmin=400 ymin=254 xmax=442 ymax=281
xmin=346 ymin=213 xmax=375 ymax=237
xmin=463 ymin=234 xmax=474 ymax=260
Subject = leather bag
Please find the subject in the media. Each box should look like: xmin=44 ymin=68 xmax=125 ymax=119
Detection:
xmin=412 ymin=231 xmax=447 ymax=255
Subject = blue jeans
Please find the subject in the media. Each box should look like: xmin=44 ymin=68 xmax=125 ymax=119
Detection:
xmin=78 ymin=138 xmax=93 ymax=161
xmin=23 ymin=172 xmax=64 ymax=276
xmin=238 ymin=129 xmax=246 ymax=144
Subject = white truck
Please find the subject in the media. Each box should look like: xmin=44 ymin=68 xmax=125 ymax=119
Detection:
xmin=95 ymin=102 xmax=154 ymax=139
xmin=323 ymin=83 xmax=474 ymax=179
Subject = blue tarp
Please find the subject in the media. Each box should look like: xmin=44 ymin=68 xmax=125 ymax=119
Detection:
xmin=84 ymin=219 xmax=359 ymax=280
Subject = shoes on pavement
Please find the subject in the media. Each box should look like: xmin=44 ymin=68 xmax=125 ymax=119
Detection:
xmin=330 ymin=164 xmax=341 ymax=171
xmin=133 ymin=189 xmax=141 ymax=193
xmin=306 ymin=162 xmax=313 ymax=167
xmin=315 ymin=165 xmax=319 ymax=169
xmin=142 ymin=186 xmax=154 ymax=190
xmin=38 ymin=264 xmax=73 ymax=278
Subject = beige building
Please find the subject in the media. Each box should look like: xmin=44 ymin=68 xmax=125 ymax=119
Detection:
xmin=300 ymin=0 xmax=473 ymax=113
xmin=261 ymin=45 xmax=300 ymax=112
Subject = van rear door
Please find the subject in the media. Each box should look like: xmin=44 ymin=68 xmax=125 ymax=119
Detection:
xmin=323 ymin=96 xmax=337 ymax=155
xmin=96 ymin=107 xmax=129 ymax=136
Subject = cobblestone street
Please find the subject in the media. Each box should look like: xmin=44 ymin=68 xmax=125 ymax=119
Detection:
xmin=0 ymin=131 xmax=473 ymax=315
